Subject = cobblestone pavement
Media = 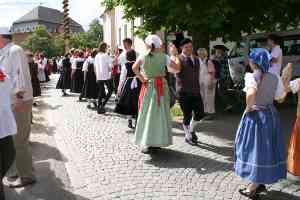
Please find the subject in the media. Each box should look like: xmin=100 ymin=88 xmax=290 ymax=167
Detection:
xmin=43 ymin=75 xmax=300 ymax=200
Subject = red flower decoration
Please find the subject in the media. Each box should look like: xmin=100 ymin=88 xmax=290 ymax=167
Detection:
xmin=0 ymin=69 xmax=6 ymax=82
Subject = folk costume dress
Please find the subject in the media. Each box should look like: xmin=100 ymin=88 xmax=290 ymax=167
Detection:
xmin=135 ymin=53 xmax=172 ymax=147
xmin=56 ymin=57 xmax=72 ymax=90
xmin=71 ymin=58 xmax=85 ymax=93
xmin=234 ymin=72 xmax=286 ymax=184
xmin=37 ymin=59 xmax=46 ymax=82
xmin=287 ymin=79 xmax=300 ymax=176
xmin=81 ymin=57 xmax=98 ymax=99
xmin=115 ymin=62 xmax=141 ymax=116
xmin=29 ymin=61 xmax=41 ymax=97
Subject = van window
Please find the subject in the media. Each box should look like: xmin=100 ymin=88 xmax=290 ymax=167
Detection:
xmin=249 ymin=39 xmax=268 ymax=49
xmin=283 ymin=38 xmax=300 ymax=56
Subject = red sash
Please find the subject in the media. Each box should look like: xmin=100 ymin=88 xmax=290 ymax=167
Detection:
xmin=138 ymin=77 xmax=164 ymax=112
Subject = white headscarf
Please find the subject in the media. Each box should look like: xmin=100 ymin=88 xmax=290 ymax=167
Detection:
xmin=145 ymin=34 xmax=162 ymax=49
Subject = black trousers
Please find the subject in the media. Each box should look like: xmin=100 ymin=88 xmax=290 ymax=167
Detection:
xmin=112 ymin=74 xmax=120 ymax=95
xmin=178 ymin=93 xmax=205 ymax=126
xmin=0 ymin=136 xmax=16 ymax=200
xmin=97 ymin=79 xmax=113 ymax=109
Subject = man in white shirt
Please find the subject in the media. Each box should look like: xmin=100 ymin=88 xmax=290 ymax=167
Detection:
xmin=0 ymin=65 xmax=17 ymax=200
xmin=0 ymin=27 xmax=36 ymax=188
xmin=94 ymin=42 xmax=114 ymax=114
xmin=267 ymin=34 xmax=283 ymax=76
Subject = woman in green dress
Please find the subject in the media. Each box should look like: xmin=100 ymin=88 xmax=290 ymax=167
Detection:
xmin=133 ymin=35 xmax=180 ymax=154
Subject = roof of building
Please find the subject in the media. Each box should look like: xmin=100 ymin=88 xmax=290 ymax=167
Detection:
xmin=13 ymin=6 xmax=83 ymax=29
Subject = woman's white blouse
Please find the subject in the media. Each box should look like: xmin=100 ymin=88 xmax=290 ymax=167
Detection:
xmin=0 ymin=77 xmax=17 ymax=139
xmin=243 ymin=72 xmax=285 ymax=100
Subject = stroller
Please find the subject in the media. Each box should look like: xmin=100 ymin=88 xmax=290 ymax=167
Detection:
xmin=226 ymin=51 xmax=247 ymax=111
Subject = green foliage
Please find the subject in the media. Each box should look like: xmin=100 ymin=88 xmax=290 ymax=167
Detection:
xmin=22 ymin=20 xmax=103 ymax=57
xmin=102 ymin=0 xmax=300 ymax=47
xmin=22 ymin=25 xmax=56 ymax=57
xmin=53 ymin=34 xmax=66 ymax=56
xmin=70 ymin=19 xmax=103 ymax=49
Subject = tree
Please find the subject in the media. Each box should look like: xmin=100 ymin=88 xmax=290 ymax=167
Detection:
xmin=102 ymin=0 xmax=300 ymax=49
xmin=87 ymin=19 xmax=104 ymax=48
xmin=22 ymin=25 xmax=56 ymax=57
xmin=70 ymin=19 xmax=103 ymax=49
xmin=53 ymin=34 xmax=66 ymax=56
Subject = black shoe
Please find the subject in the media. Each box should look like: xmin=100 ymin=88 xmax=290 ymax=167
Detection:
xmin=141 ymin=147 xmax=161 ymax=154
xmin=239 ymin=188 xmax=259 ymax=199
xmin=256 ymin=184 xmax=267 ymax=193
xmin=87 ymin=105 xmax=92 ymax=109
xmin=33 ymin=102 xmax=38 ymax=107
xmin=128 ymin=120 xmax=134 ymax=129
xmin=185 ymin=138 xmax=197 ymax=146
xmin=191 ymin=132 xmax=198 ymax=143
xmin=141 ymin=147 xmax=151 ymax=154
xmin=97 ymin=107 xmax=106 ymax=114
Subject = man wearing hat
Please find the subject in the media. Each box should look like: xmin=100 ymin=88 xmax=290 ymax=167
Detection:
xmin=0 ymin=27 xmax=36 ymax=188
xmin=213 ymin=44 xmax=233 ymax=112
xmin=176 ymin=38 xmax=205 ymax=145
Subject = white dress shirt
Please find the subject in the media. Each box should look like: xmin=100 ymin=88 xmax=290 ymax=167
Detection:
xmin=0 ymin=68 xmax=17 ymax=139
xmin=94 ymin=52 xmax=113 ymax=81
xmin=0 ymin=43 xmax=33 ymax=102
xmin=71 ymin=57 xmax=85 ymax=70
xmin=82 ymin=57 xmax=95 ymax=72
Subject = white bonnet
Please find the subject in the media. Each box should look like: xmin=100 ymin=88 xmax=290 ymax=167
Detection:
xmin=145 ymin=34 xmax=162 ymax=49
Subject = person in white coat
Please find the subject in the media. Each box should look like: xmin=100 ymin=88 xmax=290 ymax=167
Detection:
xmin=198 ymin=48 xmax=216 ymax=118
xmin=0 ymin=27 xmax=36 ymax=188
xmin=0 ymin=66 xmax=16 ymax=199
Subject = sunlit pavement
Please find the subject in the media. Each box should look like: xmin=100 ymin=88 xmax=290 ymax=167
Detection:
xmin=7 ymin=75 xmax=300 ymax=200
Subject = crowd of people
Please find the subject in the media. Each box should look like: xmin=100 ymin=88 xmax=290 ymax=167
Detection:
xmin=0 ymin=23 xmax=299 ymax=200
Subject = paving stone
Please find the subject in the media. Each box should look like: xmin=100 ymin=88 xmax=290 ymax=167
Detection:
xmin=42 ymin=76 xmax=300 ymax=199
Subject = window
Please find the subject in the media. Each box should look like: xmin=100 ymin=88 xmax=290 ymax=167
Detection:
xmin=249 ymin=39 xmax=267 ymax=49
xmin=283 ymin=38 xmax=300 ymax=56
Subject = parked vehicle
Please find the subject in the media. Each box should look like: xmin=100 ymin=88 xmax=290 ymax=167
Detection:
xmin=229 ymin=29 xmax=300 ymax=79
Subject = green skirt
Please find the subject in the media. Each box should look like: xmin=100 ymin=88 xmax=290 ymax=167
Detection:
xmin=135 ymin=79 xmax=173 ymax=147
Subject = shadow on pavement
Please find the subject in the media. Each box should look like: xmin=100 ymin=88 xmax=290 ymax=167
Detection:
xmin=5 ymin=162 xmax=89 ymax=200
xmin=259 ymin=190 xmax=300 ymax=200
xmin=31 ymin=141 xmax=68 ymax=162
xmin=196 ymin=141 xmax=234 ymax=162
xmin=145 ymin=149 xmax=233 ymax=175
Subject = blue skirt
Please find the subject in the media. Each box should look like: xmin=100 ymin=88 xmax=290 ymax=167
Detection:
xmin=234 ymin=105 xmax=287 ymax=184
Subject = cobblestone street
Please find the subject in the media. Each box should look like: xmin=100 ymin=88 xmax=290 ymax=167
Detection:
xmin=12 ymin=75 xmax=300 ymax=200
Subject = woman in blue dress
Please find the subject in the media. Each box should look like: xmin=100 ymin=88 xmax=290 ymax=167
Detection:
xmin=235 ymin=48 xmax=286 ymax=199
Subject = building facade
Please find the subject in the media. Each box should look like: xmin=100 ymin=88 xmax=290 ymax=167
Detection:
xmin=11 ymin=6 xmax=84 ymax=44
xmin=102 ymin=6 xmax=151 ymax=55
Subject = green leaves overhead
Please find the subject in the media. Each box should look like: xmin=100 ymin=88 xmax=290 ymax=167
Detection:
xmin=102 ymin=0 xmax=300 ymax=41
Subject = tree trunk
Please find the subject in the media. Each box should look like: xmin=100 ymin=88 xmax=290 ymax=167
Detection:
xmin=191 ymin=31 xmax=210 ymax=53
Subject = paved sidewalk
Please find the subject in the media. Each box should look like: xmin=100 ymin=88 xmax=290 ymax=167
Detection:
xmin=42 ymin=75 xmax=300 ymax=200
xmin=4 ymin=82 xmax=87 ymax=200
xmin=5 ymin=75 xmax=300 ymax=200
